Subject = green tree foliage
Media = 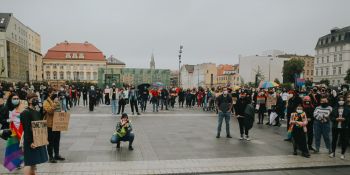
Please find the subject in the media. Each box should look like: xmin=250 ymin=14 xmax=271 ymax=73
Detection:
xmin=344 ymin=69 xmax=350 ymax=84
xmin=320 ymin=79 xmax=330 ymax=86
xmin=282 ymin=58 xmax=305 ymax=83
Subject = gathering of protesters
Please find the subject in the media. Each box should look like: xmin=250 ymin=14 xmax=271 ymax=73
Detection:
xmin=1 ymin=80 xmax=350 ymax=174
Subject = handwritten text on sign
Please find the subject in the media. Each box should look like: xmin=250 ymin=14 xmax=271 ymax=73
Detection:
xmin=31 ymin=120 xmax=49 ymax=147
xmin=52 ymin=112 xmax=70 ymax=131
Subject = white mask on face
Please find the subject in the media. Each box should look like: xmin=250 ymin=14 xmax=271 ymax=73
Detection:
xmin=339 ymin=101 xmax=345 ymax=106
xmin=223 ymin=91 xmax=228 ymax=95
xmin=296 ymin=109 xmax=303 ymax=113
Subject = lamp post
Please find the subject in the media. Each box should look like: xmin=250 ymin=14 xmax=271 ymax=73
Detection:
xmin=268 ymin=58 xmax=273 ymax=81
xmin=178 ymin=45 xmax=183 ymax=87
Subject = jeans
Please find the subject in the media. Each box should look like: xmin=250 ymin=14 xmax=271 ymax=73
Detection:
xmin=111 ymin=133 xmax=135 ymax=146
xmin=60 ymin=99 xmax=67 ymax=112
xmin=314 ymin=120 xmax=331 ymax=152
xmin=217 ymin=112 xmax=231 ymax=136
xmin=111 ymin=100 xmax=118 ymax=114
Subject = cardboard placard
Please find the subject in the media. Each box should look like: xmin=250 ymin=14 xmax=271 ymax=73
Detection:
xmin=257 ymin=97 xmax=265 ymax=104
xmin=31 ymin=120 xmax=49 ymax=147
xmin=52 ymin=112 xmax=70 ymax=131
xmin=232 ymin=97 xmax=237 ymax=104
xmin=266 ymin=96 xmax=277 ymax=109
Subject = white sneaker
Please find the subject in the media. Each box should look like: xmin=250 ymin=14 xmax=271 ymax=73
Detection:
xmin=245 ymin=135 xmax=250 ymax=141
xmin=239 ymin=136 xmax=244 ymax=140
xmin=341 ymin=154 xmax=345 ymax=160
xmin=329 ymin=153 xmax=335 ymax=158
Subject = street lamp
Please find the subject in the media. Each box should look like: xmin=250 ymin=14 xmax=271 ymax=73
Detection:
xmin=178 ymin=45 xmax=183 ymax=87
xmin=268 ymin=58 xmax=273 ymax=81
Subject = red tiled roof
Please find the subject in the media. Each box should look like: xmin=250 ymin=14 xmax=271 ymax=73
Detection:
xmin=217 ymin=64 xmax=234 ymax=76
xmin=43 ymin=41 xmax=106 ymax=61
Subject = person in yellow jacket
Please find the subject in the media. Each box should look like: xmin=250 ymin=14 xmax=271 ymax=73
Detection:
xmin=43 ymin=88 xmax=65 ymax=163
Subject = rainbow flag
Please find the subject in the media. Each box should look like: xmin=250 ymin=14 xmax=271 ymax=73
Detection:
xmin=3 ymin=133 xmax=24 ymax=171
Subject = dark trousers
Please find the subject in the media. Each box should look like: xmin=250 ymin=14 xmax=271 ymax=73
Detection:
xmin=77 ymin=96 xmax=80 ymax=106
xmin=105 ymin=95 xmax=110 ymax=105
xmin=47 ymin=128 xmax=61 ymax=158
xmin=130 ymin=99 xmax=139 ymax=113
xmin=89 ymin=98 xmax=95 ymax=111
xmin=292 ymin=127 xmax=308 ymax=154
xmin=140 ymin=98 xmax=148 ymax=111
xmin=118 ymin=102 xmax=125 ymax=114
xmin=237 ymin=117 xmax=249 ymax=136
xmin=258 ymin=110 xmax=264 ymax=123
xmin=72 ymin=97 xmax=77 ymax=107
xmin=307 ymin=120 xmax=314 ymax=147
xmin=332 ymin=128 xmax=348 ymax=154
xmin=179 ymin=99 xmax=184 ymax=107
xmin=83 ymin=98 xmax=88 ymax=106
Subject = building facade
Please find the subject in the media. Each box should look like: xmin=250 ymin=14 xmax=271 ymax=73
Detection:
xmin=180 ymin=65 xmax=194 ymax=89
xmin=216 ymin=64 xmax=241 ymax=87
xmin=314 ymin=26 xmax=350 ymax=86
xmin=180 ymin=63 xmax=217 ymax=89
xmin=239 ymin=53 xmax=290 ymax=84
xmin=0 ymin=13 xmax=35 ymax=82
xmin=27 ymin=27 xmax=42 ymax=81
xmin=43 ymin=41 xmax=106 ymax=85
xmin=278 ymin=54 xmax=315 ymax=82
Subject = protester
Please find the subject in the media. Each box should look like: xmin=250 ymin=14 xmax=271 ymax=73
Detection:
xmin=110 ymin=84 xmax=119 ymax=115
xmin=330 ymin=96 xmax=349 ymax=159
xmin=302 ymin=96 xmax=316 ymax=151
xmin=21 ymin=93 xmax=48 ymax=175
xmin=111 ymin=113 xmax=135 ymax=151
xmin=150 ymin=88 xmax=159 ymax=112
xmin=216 ymin=87 xmax=232 ymax=138
xmin=117 ymin=88 xmax=126 ymax=114
xmin=104 ymin=85 xmax=111 ymax=105
xmin=82 ymin=86 xmax=88 ymax=107
xmin=129 ymin=86 xmax=140 ymax=115
xmin=43 ymin=88 xmax=65 ymax=163
xmin=89 ymin=86 xmax=97 ymax=112
xmin=290 ymin=105 xmax=310 ymax=158
xmin=313 ymin=97 xmax=332 ymax=153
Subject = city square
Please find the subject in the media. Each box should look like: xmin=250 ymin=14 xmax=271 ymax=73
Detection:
xmin=1 ymin=0 xmax=350 ymax=174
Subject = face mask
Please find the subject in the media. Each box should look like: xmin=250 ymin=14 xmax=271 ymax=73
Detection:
xmin=60 ymin=88 xmax=64 ymax=91
xmin=296 ymin=109 xmax=303 ymax=113
xmin=223 ymin=91 xmax=228 ymax=95
xmin=12 ymin=99 xmax=20 ymax=106
xmin=91 ymin=88 xmax=95 ymax=90
xmin=339 ymin=101 xmax=345 ymax=106
xmin=343 ymin=89 xmax=347 ymax=92
xmin=31 ymin=99 xmax=39 ymax=106
xmin=321 ymin=103 xmax=328 ymax=108
xmin=305 ymin=101 xmax=310 ymax=105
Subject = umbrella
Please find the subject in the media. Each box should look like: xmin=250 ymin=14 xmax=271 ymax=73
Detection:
xmin=152 ymin=82 xmax=164 ymax=88
xmin=258 ymin=81 xmax=279 ymax=89
xmin=231 ymin=85 xmax=241 ymax=91
xmin=137 ymin=83 xmax=151 ymax=90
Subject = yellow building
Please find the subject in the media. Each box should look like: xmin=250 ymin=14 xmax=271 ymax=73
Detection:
xmin=43 ymin=41 xmax=106 ymax=85
xmin=27 ymin=27 xmax=42 ymax=81
xmin=217 ymin=64 xmax=240 ymax=87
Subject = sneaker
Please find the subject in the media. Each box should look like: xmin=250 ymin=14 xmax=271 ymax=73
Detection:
xmin=245 ymin=135 xmax=250 ymax=141
xmin=226 ymin=135 xmax=232 ymax=138
xmin=128 ymin=146 xmax=134 ymax=151
xmin=329 ymin=153 xmax=335 ymax=158
xmin=239 ymin=136 xmax=244 ymax=140
xmin=54 ymin=156 xmax=65 ymax=161
xmin=341 ymin=154 xmax=345 ymax=160
xmin=137 ymin=113 xmax=141 ymax=115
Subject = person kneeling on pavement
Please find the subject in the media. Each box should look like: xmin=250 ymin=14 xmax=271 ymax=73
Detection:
xmin=111 ymin=113 xmax=134 ymax=150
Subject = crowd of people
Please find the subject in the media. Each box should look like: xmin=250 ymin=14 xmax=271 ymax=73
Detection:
xmin=1 ymin=82 xmax=350 ymax=174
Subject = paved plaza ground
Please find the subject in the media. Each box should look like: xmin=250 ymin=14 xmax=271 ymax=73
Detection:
xmin=0 ymin=104 xmax=349 ymax=174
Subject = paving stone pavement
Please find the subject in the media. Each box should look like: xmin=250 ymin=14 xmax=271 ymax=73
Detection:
xmin=0 ymin=104 xmax=348 ymax=174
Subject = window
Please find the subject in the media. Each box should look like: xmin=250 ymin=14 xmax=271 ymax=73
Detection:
xmin=67 ymin=71 xmax=71 ymax=80
xmin=306 ymin=70 xmax=309 ymax=76
xmin=339 ymin=54 xmax=342 ymax=61
xmin=80 ymin=65 xmax=84 ymax=70
xmin=65 ymin=53 xmax=71 ymax=58
xmin=60 ymin=65 xmax=64 ymax=69
xmin=317 ymin=58 xmax=319 ymax=64
xmin=321 ymin=68 xmax=323 ymax=76
xmin=53 ymin=71 xmax=57 ymax=80
xmin=339 ymin=67 xmax=342 ymax=75
xmin=327 ymin=56 xmax=329 ymax=63
xmin=59 ymin=71 xmax=64 ymax=79
xmin=53 ymin=64 xmax=57 ymax=69
xmin=334 ymin=55 xmax=337 ymax=62
xmin=86 ymin=72 xmax=91 ymax=80
xmin=79 ymin=71 xmax=84 ymax=80
xmin=338 ymin=80 xmax=341 ymax=85
xmin=93 ymin=72 xmax=97 ymax=80
xmin=72 ymin=53 xmax=78 ymax=59
xmin=333 ymin=67 xmax=336 ymax=75
xmin=311 ymin=70 xmax=313 ymax=76
xmin=73 ymin=72 xmax=78 ymax=80
xmin=79 ymin=53 xmax=84 ymax=59
xmin=322 ymin=57 xmax=324 ymax=63
xmin=46 ymin=71 xmax=50 ymax=79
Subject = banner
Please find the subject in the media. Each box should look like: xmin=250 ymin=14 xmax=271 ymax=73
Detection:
xmin=257 ymin=97 xmax=265 ymax=104
xmin=31 ymin=120 xmax=49 ymax=147
xmin=52 ymin=112 xmax=70 ymax=131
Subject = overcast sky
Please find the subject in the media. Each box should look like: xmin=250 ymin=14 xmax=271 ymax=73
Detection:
xmin=1 ymin=0 xmax=350 ymax=70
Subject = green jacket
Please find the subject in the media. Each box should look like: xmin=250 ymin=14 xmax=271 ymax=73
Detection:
xmin=115 ymin=122 xmax=133 ymax=137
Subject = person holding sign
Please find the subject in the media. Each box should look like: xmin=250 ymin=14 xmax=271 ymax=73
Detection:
xmin=43 ymin=88 xmax=65 ymax=163
xmin=20 ymin=93 xmax=48 ymax=175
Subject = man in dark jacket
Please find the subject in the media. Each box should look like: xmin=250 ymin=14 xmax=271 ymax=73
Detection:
xmin=216 ymin=87 xmax=232 ymax=138
xmin=235 ymin=92 xmax=250 ymax=140
xmin=89 ymin=86 xmax=97 ymax=111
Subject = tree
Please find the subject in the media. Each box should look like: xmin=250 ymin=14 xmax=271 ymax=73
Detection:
xmin=344 ymin=69 xmax=350 ymax=84
xmin=274 ymin=78 xmax=280 ymax=84
xmin=282 ymin=58 xmax=305 ymax=83
xmin=320 ymin=79 xmax=330 ymax=86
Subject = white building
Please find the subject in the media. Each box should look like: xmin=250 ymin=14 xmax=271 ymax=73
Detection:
xmin=180 ymin=63 xmax=217 ymax=89
xmin=314 ymin=26 xmax=350 ymax=86
xmin=239 ymin=53 xmax=290 ymax=84
xmin=180 ymin=65 xmax=194 ymax=89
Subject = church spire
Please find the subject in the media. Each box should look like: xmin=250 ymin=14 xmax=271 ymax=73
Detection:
xmin=150 ymin=53 xmax=155 ymax=69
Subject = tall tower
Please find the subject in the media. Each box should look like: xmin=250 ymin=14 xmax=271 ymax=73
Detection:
xmin=150 ymin=53 xmax=155 ymax=69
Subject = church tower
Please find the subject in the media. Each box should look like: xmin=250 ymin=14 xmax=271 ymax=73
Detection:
xmin=150 ymin=53 xmax=155 ymax=69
